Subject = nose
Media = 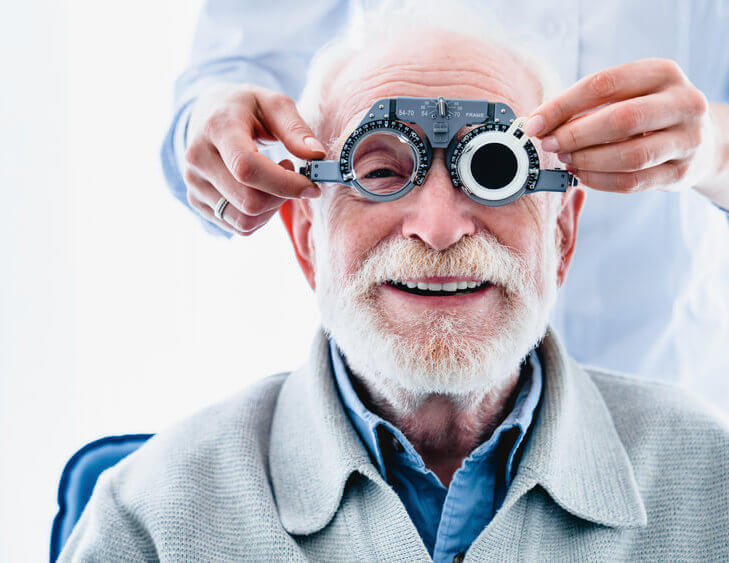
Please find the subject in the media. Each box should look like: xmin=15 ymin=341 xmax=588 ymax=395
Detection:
xmin=401 ymin=150 xmax=476 ymax=251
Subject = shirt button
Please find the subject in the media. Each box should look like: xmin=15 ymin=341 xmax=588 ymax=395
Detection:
xmin=453 ymin=553 xmax=465 ymax=563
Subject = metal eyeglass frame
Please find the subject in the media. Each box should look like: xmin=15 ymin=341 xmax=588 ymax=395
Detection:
xmin=299 ymin=96 xmax=577 ymax=206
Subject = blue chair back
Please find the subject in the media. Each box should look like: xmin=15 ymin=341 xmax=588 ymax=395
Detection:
xmin=50 ymin=433 xmax=153 ymax=562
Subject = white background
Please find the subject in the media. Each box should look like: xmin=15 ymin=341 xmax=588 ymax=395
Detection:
xmin=0 ymin=1 xmax=319 ymax=559
xmin=4 ymin=2 xmax=729 ymax=560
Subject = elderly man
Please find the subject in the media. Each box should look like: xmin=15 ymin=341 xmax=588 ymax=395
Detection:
xmin=167 ymin=0 xmax=729 ymax=412
xmin=61 ymin=18 xmax=729 ymax=563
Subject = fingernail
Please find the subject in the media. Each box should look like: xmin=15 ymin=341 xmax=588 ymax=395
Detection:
xmin=302 ymin=186 xmax=321 ymax=199
xmin=566 ymin=165 xmax=577 ymax=174
xmin=523 ymin=115 xmax=545 ymax=137
xmin=541 ymin=135 xmax=559 ymax=153
xmin=304 ymin=136 xmax=326 ymax=155
xmin=557 ymin=152 xmax=572 ymax=164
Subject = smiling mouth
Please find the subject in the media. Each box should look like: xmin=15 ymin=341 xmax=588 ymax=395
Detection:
xmin=386 ymin=280 xmax=493 ymax=297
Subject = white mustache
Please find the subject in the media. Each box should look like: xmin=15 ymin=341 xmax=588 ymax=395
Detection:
xmin=343 ymin=232 xmax=534 ymax=298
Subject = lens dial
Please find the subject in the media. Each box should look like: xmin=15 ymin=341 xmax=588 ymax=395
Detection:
xmin=449 ymin=122 xmax=540 ymax=205
xmin=341 ymin=120 xmax=430 ymax=201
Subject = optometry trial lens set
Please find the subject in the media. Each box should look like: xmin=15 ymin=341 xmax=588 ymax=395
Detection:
xmin=300 ymin=96 xmax=578 ymax=206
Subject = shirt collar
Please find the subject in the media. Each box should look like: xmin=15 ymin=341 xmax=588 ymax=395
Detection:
xmin=329 ymin=338 xmax=542 ymax=484
xmin=268 ymin=327 xmax=646 ymax=536
xmin=328 ymin=338 xmax=392 ymax=476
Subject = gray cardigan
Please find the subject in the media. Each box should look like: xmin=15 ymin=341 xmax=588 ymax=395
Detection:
xmin=59 ymin=328 xmax=729 ymax=561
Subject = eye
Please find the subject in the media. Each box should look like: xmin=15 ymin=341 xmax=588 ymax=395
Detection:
xmin=364 ymin=168 xmax=402 ymax=179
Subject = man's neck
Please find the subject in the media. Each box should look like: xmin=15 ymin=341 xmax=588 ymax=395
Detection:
xmin=349 ymin=369 xmax=522 ymax=487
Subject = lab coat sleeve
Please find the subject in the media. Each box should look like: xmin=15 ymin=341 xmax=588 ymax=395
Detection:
xmin=159 ymin=0 xmax=343 ymax=237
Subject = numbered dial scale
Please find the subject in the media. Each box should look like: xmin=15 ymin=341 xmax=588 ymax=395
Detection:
xmin=299 ymin=96 xmax=577 ymax=206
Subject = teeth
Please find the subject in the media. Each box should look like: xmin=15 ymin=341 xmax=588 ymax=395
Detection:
xmin=392 ymin=280 xmax=488 ymax=292
xmin=414 ymin=281 xmax=443 ymax=291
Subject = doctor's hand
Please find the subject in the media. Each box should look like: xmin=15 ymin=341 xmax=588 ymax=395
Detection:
xmin=524 ymin=58 xmax=720 ymax=195
xmin=183 ymin=84 xmax=326 ymax=235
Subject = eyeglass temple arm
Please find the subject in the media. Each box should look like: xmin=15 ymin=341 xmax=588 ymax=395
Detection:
xmin=533 ymin=169 xmax=579 ymax=192
xmin=299 ymin=161 xmax=347 ymax=183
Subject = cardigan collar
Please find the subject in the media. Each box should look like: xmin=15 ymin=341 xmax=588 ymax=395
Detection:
xmin=268 ymin=327 xmax=646 ymax=535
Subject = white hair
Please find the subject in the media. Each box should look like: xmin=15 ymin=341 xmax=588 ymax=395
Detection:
xmin=299 ymin=1 xmax=568 ymax=408
xmin=311 ymin=204 xmax=561 ymax=412
xmin=297 ymin=0 xmax=564 ymax=142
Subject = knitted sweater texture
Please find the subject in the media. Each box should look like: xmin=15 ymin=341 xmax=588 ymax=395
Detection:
xmin=59 ymin=328 xmax=729 ymax=561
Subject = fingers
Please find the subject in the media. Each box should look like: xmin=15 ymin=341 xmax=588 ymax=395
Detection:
xmin=192 ymin=141 xmax=287 ymax=214
xmin=184 ymin=173 xmax=244 ymax=236
xmin=183 ymin=85 xmax=327 ymax=234
xmin=187 ymin=133 xmax=319 ymax=206
xmin=203 ymin=125 xmax=321 ymax=199
xmin=184 ymin=168 xmax=282 ymax=235
xmin=559 ymin=123 xmax=701 ymax=173
xmin=255 ymin=91 xmax=328 ymax=160
xmin=567 ymin=158 xmax=692 ymax=194
xmin=525 ymin=58 xmax=688 ymax=137
xmin=518 ymin=58 xmax=711 ymax=196
xmin=538 ymin=88 xmax=705 ymax=154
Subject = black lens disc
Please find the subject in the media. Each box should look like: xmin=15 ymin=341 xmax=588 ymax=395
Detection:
xmin=470 ymin=143 xmax=517 ymax=189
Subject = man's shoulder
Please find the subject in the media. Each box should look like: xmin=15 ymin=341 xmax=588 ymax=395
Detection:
xmin=584 ymin=362 xmax=729 ymax=439
xmin=105 ymin=371 xmax=290 ymax=514
xmin=581 ymin=362 xmax=729 ymax=508
xmin=61 ymin=372 xmax=302 ymax=557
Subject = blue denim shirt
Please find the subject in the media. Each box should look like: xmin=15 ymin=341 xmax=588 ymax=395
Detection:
xmin=329 ymin=339 xmax=542 ymax=562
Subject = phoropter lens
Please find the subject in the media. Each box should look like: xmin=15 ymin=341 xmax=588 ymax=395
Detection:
xmin=470 ymin=143 xmax=517 ymax=189
xmin=351 ymin=131 xmax=416 ymax=196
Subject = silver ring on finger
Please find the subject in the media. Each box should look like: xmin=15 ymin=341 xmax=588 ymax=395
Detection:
xmin=214 ymin=197 xmax=229 ymax=220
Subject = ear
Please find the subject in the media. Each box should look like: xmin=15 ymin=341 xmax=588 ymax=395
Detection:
xmin=279 ymin=199 xmax=316 ymax=290
xmin=554 ymin=186 xmax=585 ymax=287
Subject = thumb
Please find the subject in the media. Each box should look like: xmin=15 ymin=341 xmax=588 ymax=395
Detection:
xmin=258 ymin=94 xmax=327 ymax=160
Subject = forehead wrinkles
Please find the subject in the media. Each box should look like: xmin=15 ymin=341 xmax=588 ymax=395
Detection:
xmin=322 ymin=59 xmax=540 ymax=152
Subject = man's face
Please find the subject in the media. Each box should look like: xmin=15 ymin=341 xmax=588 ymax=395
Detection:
xmin=285 ymin=31 xmax=583 ymax=406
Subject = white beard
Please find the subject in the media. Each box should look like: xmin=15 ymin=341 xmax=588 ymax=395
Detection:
xmin=311 ymin=206 xmax=560 ymax=411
